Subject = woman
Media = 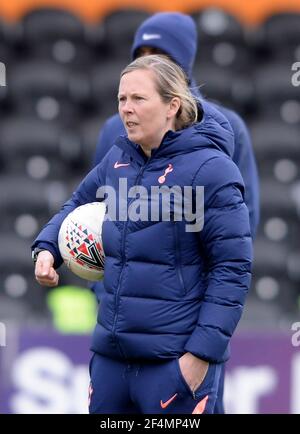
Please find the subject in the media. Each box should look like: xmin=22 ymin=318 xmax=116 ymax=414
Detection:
xmin=32 ymin=55 xmax=252 ymax=414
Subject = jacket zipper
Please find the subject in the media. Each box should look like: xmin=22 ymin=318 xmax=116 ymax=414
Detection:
xmin=111 ymin=161 xmax=150 ymax=350
xmin=174 ymin=222 xmax=186 ymax=295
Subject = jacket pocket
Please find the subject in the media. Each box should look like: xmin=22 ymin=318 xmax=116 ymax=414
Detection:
xmin=173 ymin=222 xmax=186 ymax=296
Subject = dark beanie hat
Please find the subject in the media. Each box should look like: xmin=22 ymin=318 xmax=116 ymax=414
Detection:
xmin=131 ymin=12 xmax=197 ymax=81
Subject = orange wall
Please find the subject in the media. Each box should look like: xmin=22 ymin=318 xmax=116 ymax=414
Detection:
xmin=0 ymin=0 xmax=300 ymax=25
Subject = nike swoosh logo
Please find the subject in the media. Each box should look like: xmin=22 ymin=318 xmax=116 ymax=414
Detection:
xmin=114 ymin=162 xmax=130 ymax=169
xmin=160 ymin=393 xmax=178 ymax=409
xmin=142 ymin=33 xmax=162 ymax=41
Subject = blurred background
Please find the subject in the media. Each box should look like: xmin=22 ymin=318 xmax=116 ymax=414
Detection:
xmin=0 ymin=0 xmax=300 ymax=413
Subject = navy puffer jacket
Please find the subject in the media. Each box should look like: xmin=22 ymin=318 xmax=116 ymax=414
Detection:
xmin=33 ymin=102 xmax=252 ymax=363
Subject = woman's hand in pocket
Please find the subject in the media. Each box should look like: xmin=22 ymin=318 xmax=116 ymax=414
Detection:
xmin=178 ymin=352 xmax=209 ymax=393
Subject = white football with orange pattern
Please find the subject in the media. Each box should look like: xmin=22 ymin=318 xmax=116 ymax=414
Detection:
xmin=58 ymin=202 xmax=106 ymax=281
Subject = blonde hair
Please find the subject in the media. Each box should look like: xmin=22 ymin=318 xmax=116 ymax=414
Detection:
xmin=120 ymin=55 xmax=198 ymax=130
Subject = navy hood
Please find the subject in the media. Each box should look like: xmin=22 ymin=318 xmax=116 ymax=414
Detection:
xmin=131 ymin=12 xmax=197 ymax=81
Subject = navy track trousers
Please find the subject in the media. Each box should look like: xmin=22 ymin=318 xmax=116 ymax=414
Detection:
xmin=88 ymin=352 xmax=222 ymax=414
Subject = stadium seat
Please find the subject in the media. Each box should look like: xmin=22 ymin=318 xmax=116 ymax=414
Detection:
xmin=257 ymin=178 xmax=300 ymax=253
xmin=79 ymin=115 xmax=106 ymax=167
xmin=191 ymin=8 xmax=251 ymax=72
xmin=286 ymin=248 xmax=300 ymax=282
xmin=191 ymin=8 xmax=245 ymax=44
xmin=195 ymin=41 xmax=251 ymax=73
xmin=101 ymin=8 xmax=150 ymax=59
xmin=259 ymin=13 xmax=300 ymax=61
xmin=19 ymin=7 xmax=94 ymax=67
xmin=251 ymin=120 xmax=300 ymax=158
xmin=252 ymin=62 xmax=300 ymax=119
xmin=0 ymin=116 xmax=84 ymax=178
xmin=253 ymin=238 xmax=290 ymax=277
xmin=260 ymin=178 xmax=299 ymax=218
xmin=9 ymin=60 xmax=77 ymax=121
xmin=89 ymin=59 xmax=127 ymax=116
xmin=250 ymin=274 xmax=299 ymax=319
xmin=250 ymin=120 xmax=300 ymax=181
xmin=250 ymin=237 xmax=300 ymax=318
xmin=251 ymin=236 xmax=300 ymax=317
xmin=193 ymin=63 xmax=250 ymax=113
xmin=259 ymin=213 xmax=298 ymax=246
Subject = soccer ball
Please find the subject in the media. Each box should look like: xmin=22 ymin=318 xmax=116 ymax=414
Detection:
xmin=58 ymin=202 xmax=106 ymax=281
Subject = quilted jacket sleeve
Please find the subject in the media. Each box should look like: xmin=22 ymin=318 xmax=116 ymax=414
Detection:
xmin=32 ymin=165 xmax=104 ymax=269
xmin=184 ymin=155 xmax=253 ymax=363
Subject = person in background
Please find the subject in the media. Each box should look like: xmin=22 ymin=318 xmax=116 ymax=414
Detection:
xmin=93 ymin=12 xmax=259 ymax=238
xmin=91 ymin=12 xmax=260 ymax=413
xmin=33 ymin=55 xmax=252 ymax=414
